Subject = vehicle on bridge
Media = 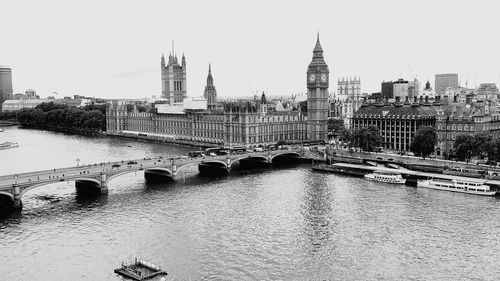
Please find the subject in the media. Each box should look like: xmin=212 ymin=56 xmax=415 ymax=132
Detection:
xmin=112 ymin=164 xmax=121 ymax=168
xmin=188 ymin=151 xmax=205 ymax=158
xmin=205 ymin=147 xmax=228 ymax=156
xmin=127 ymin=161 xmax=138 ymax=165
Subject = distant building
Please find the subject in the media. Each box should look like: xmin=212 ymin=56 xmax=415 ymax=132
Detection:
xmin=435 ymin=73 xmax=458 ymax=96
xmin=333 ymin=77 xmax=364 ymax=129
xmin=381 ymin=81 xmax=394 ymax=99
xmin=419 ymin=81 xmax=436 ymax=101
xmin=307 ymin=33 xmax=329 ymax=141
xmin=203 ymin=64 xmax=217 ymax=111
xmin=1 ymin=99 xmax=45 ymax=111
xmin=393 ymin=79 xmax=409 ymax=102
xmin=0 ymin=66 xmax=13 ymax=111
xmin=161 ymin=51 xmax=186 ymax=104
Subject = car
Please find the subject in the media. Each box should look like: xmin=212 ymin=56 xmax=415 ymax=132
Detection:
xmin=112 ymin=164 xmax=121 ymax=168
xmin=127 ymin=161 xmax=137 ymax=165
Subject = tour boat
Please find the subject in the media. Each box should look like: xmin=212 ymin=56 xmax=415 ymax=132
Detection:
xmin=0 ymin=142 xmax=19 ymax=150
xmin=417 ymin=178 xmax=497 ymax=196
xmin=364 ymin=171 xmax=406 ymax=184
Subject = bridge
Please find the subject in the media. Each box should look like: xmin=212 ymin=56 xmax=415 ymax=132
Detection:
xmin=0 ymin=148 xmax=322 ymax=210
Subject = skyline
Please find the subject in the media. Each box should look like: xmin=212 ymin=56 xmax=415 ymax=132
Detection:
xmin=2 ymin=0 xmax=500 ymax=99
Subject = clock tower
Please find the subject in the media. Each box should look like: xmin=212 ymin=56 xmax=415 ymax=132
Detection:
xmin=307 ymin=33 xmax=329 ymax=142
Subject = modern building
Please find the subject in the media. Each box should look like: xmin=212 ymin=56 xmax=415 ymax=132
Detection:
xmin=352 ymin=98 xmax=436 ymax=151
xmin=381 ymin=81 xmax=394 ymax=99
xmin=435 ymin=73 xmax=458 ymax=96
xmin=392 ymin=79 xmax=409 ymax=102
xmin=203 ymin=64 xmax=217 ymax=111
xmin=306 ymin=34 xmax=329 ymax=141
xmin=161 ymin=52 xmax=186 ymax=104
xmin=0 ymin=66 xmax=13 ymax=111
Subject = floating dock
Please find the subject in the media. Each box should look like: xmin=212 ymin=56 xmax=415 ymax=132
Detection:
xmin=313 ymin=162 xmax=500 ymax=190
xmin=114 ymin=258 xmax=167 ymax=281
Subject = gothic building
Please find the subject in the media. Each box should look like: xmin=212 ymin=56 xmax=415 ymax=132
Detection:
xmin=203 ymin=64 xmax=217 ymax=110
xmin=332 ymin=77 xmax=364 ymax=129
xmin=161 ymin=52 xmax=186 ymax=104
xmin=307 ymin=34 xmax=329 ymax=141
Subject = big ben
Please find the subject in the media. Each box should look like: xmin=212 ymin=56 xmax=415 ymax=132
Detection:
xmin=307 ymin=33 xmax=329 ymax=141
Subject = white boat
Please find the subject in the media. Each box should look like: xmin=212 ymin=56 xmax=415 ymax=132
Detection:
xmin=417 ymin=178 xmax=497 ymax=196
xmin=364 ymin=171 xmax=406 ymax=184
xmin=0 ymin=142 xmax=19 ymax=150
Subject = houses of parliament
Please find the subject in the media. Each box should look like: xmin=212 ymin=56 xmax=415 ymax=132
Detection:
xmin=106 ymin=36 xmax=330 ymax=147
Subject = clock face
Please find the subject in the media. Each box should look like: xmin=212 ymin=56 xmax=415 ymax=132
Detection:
xmin=309 ymin=74 xmax=316 ymax=82
xmin=321 ymin=73 xmax=327 ymax=82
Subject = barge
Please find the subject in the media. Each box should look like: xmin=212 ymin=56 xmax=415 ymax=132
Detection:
xmin=114 ymin=258 xmax=167 ymax=280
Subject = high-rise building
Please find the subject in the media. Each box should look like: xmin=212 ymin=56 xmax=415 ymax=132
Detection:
xmin=381 ymin=81 xmax=394 ymax=99
xmin=435 ymin=73 xmax=458 ymax=96
xmin=203 ymin=64 xmax=217 ymax=111
xmin=306 ymin=34 xmax=329 ymax=141
xmin=0 ymin=66 xmax=13 ymax=111
xmin=161 ymin=51 xmax=186 ymax=104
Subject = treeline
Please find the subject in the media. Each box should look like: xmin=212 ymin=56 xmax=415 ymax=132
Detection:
xmin=450 ymin=131 xmax=500 ymax=163
xmin=0 ymin=102 xmax=106 ymax=132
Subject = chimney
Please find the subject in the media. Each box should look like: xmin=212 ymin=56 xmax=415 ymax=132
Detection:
xmin=396 ymin=96 xmax=400 ymax=103
xmin=414 ymin=96 xmax=418 ymax=103
xmin=425 ymin=96 xmax=429 ymax=103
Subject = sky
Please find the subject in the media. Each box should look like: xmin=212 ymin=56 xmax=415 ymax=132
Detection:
xmin=1 ymin=0 xmax=500 ymax=99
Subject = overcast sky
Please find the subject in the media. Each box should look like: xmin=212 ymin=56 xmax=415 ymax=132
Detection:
xmin=2 ymin=0 xmax=499 ymax=99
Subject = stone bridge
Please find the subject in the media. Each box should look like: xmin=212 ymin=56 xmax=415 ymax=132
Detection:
xmin=0 ymin=148 xmax=322 ymax=210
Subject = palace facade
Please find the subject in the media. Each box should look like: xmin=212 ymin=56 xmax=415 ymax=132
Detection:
xmin=106 ymin=97 xmax=307 ymax=147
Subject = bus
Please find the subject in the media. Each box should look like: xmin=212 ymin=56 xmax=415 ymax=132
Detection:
xmin=205 ymin=147 xmax=228 ymax=156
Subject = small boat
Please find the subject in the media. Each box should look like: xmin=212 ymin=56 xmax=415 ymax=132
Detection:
xmin=0 ymin=142 xmax=19 ymax=150
xmin=114 ymin=258 xmax=167 ymax=280
xmin=417 ymin=178 xmax=497 ymax=196
xmin=364 ymin=171 xmax=406 ymax=184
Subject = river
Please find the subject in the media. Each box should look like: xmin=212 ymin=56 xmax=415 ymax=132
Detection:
xmin=1 ymin=126 xmax=500 ymax=280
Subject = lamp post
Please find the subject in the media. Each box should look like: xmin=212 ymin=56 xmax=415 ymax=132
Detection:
xmin=76 ymin=158 xmax=80 ymax=167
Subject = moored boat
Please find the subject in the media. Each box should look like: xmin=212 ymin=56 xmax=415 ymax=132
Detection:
xmin=417 ymin=178 xmax=497 ymax=196
xmin=364 ymin=171 xmax=406 ymax=184
xmin=0 ymin=142 xmax=19 ymax=150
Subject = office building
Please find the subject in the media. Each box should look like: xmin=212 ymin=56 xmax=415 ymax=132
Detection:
xmin=0 ymin=66 xmax=13 ymax=111
xmin=435 ymin=73 xmax=458 ymax=96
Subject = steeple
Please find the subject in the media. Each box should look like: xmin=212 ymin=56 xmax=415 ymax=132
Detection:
xmin=309 ymin=32 xmax=327 ymax=67
xmin=182 ymin=53 xmax=186 ymax=67
xmin=206 ymin=63 xmax=213 ymax=86
xmin=313 ymin=32 xmax=323 ymax=54
xmin=161 ymin=53 xmax=165 ymax=66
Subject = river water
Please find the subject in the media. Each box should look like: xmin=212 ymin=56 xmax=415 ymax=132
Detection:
xmin=1 ymin=126 xmax=500 ymax=280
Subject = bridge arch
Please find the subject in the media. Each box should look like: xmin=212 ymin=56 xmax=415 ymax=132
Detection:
xmin=19 ymin=177 xmax=101 ymax=198
xmin=175 ymin=162 xmax=200 ymax=175
xmin=0 ymin=191 xmax=14 ymax=200
xmin=106 ymin=168 xmax=149 ymax=185
xmin=230 ymin=155 xmax=269 ymax=167
xmin=270 ymin=152 xmax=301 ymax=161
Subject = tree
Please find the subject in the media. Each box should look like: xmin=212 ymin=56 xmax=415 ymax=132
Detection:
xmin=327 ymin=118 xmax=345 ymax=137
xmin=352 ymin=126 xmax=382 ymax=152
xmin=410 ymin=126 xmax=437 ymax=159
xmin=453 ymin=134 xmax=475 ymax=163
xmin=474 ymin=131 xmax=494 ymax=160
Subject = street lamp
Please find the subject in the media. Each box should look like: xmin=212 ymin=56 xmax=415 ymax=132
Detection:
xmin=76 ymin=158 xmax=80 ymax=167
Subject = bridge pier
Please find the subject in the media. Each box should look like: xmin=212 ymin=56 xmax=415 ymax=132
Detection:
xmin=12 ymin=186 xmax=22 ymax=210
